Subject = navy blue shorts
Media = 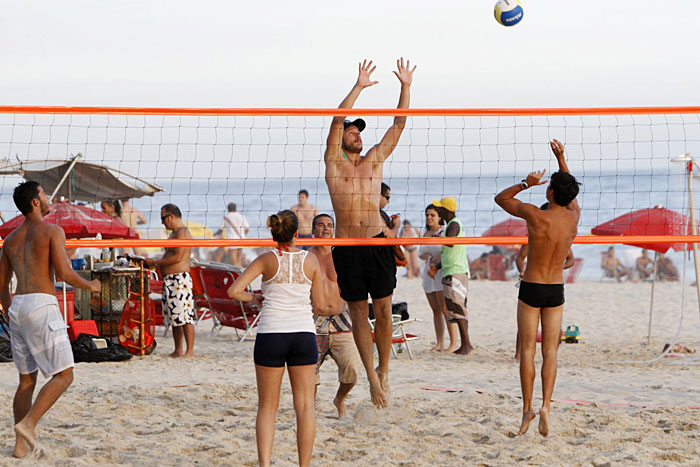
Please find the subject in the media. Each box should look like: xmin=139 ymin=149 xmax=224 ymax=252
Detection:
xmin=254 ymin=332 xmax=319 ymax=367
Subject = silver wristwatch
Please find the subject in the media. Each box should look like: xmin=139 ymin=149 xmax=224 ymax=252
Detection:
xmin=519 ymin=179 xmax=529 ymax=190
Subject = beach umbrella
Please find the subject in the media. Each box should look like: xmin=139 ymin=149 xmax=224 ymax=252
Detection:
xmin=591 ymin=206 xmax=697 ymax=344
xmin=482 ymin=218 xmax=528 ymax=237
xmin=0 ymin=201 xmax=139 ymax=239
xmin=591 ymin=206 xmax=696 ymax=253
xmin=184 ymin=220 xmax=214 ymax=239
xmin=0 ymin=156 xmax=163 ymax=203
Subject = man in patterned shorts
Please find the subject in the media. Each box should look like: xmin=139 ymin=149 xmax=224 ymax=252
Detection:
xmin=309 ymin=214 xmax=362 ymax=418
xmin=147 ymin=204 xmax=194 ymax=358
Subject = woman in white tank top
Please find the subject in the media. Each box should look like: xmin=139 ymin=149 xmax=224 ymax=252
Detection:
xmin=228 ymin=210 xmax=333 ymax=467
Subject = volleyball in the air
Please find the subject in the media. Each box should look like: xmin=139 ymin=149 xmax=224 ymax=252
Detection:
xmin=494 ymin=0 xmax=524 ymax=27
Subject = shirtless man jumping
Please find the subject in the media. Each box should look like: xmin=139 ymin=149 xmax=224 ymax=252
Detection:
xmin=495 ymin=139 xmax=580 ymax=437
xmin=325 ymin=58 xmax=415 ymax=408
xmin=0 ymin=181 xmax=101 ymax=458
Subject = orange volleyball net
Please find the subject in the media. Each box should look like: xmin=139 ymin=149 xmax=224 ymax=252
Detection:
xmin=1 ymin=105 xmax=700 ymax=259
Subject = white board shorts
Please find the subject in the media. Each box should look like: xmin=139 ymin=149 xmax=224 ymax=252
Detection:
xmin=9 ymin=293 xmax=74 ymax=378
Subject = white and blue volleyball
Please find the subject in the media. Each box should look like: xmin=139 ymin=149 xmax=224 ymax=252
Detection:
xmin=494 ymin=0 xmax=524 ymax=27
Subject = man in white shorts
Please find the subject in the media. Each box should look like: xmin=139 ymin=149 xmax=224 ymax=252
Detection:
xmin=0 ymin=181 xmax=101 ymax=458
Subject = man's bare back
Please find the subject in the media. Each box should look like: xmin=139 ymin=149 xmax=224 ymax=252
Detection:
xmin=495 ymin=139 xmax=581 ymax=438
xmin=0 ymin=186 xmax=100 ymax=299
xmin=521 ymin=207 xmax=578 ymax=284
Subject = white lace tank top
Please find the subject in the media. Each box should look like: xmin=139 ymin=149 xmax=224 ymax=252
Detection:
xmin=257 ymin=249 xmax=315 ymax=334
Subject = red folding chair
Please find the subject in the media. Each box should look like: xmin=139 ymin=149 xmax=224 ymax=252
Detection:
xmin=194 ymin=262 xmax=260 ymax=342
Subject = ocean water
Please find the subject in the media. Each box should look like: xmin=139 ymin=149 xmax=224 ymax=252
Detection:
xmin=1 ymin=170 xmax=697 ymax=281
xmin=130 ymin=172 xmax=695 ymax=282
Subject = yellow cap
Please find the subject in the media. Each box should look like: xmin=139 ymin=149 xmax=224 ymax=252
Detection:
xmin=432 ymin=197 xmax=458 ymax=212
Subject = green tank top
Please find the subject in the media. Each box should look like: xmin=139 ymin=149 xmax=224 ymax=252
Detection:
xmin=441 ymin=218 xmax=468 ymax=277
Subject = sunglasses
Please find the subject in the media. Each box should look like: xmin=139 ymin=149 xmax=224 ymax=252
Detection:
xmin=383 ymin=195 xmax=390 ymax=200
xmin=160 ymin=214 xmax=172 ymax=223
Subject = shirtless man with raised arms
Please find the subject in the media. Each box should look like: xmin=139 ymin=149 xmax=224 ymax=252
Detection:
xmin=0 ymin=181 xmax=101 ymax=458
xmin=325 ymin=58 xmax=415 ymax=408
xmin=495 ymin=139 xmax=581 ymax=437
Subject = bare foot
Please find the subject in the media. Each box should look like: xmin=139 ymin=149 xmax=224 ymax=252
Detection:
xmin=375 ymin=366 xmax=390 ymax=396
xmin=430 ymin=344 xmax=442 ymax=352
xmin=168 ymin=350 xmax=182 ymax=358
xmin=518 ymin=410 xmax=536 ymax=435
xmin=181 ymin=351 xmax=195 ymax=359
xmin=453 ymin=345 xmax=474 ymax=355
xmin=333 ymin=396 xmax=347 ymax=418
xmin=440 ymin=344 xmax=458 ymax=353
xmin=369 ymin=380 xmax=388 ymax=409
xmin=13 ymin=421 xmax=35 ymax=458
xmin=538 ymin=408 xmax=550 ymax=437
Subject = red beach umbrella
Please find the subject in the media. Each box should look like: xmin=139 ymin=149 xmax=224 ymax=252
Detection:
xmin=0 ymin=201 xmax=138 ymax=239
xmin=590 ymin=206 xmax=696 ymax=253
xmin=482 ymin=218 xmax=528 ymax=237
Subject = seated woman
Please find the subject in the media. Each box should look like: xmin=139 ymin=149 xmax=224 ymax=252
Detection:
xmin=657 ymin=253 xmax=679 ymax=281
xmin=227 ymin=210 xmax=334 ymax=467
xmin=469 ymin=253 xmax=490 ymax=280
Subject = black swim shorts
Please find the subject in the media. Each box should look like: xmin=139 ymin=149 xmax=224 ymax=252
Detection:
xmin=518 ymin=281 xmax=565 ymax=308
xmin=332 ymin=232 xmax=397 ymax=303
xmin=254 ymin=332 xmax=318 ymax=367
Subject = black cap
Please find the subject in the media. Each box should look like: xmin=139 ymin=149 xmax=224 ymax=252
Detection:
xmin=343 ymin=118 xmax=366 ymax=132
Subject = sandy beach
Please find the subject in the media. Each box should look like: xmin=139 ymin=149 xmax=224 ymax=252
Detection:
xmin=1 ymin=277 xmax=700 ymax=466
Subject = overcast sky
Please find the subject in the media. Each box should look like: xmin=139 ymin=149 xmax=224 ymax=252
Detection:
xmin=1 ymin=1 xmax=698 ymax=109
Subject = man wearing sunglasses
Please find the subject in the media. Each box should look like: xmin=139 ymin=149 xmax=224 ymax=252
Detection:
xmin=147 ymin=204 xmax=194 ymax=358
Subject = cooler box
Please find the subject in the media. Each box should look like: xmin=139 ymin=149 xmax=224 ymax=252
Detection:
xmin=55 ymin=289 xmax=76 ymax=323
xmin=68 ymin=320 xmax=99 ymax=341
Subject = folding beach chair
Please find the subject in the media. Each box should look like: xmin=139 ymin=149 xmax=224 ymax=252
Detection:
xmin=196 ymin=263 xmax=260 ymax=342
xmin=369 ymin=313 xmax=421 ymax=360
xmin=564 ymin=258 xmax=584 ymax=284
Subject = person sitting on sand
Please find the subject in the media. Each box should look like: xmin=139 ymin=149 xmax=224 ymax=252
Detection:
xmin=469 ymin=253 xmax=489 ymax=280
xmin=227 ymin=210 xmax=334 ymax=467
xmin=657 ymin=253 xmax=679 ymax=281
xmin=636 ymin=249 xmax=654 ymax=281
xmin=495 ymin=139 xmax=580 ymax=438
xmin=602 ymin=246 xmax=632 ymax=281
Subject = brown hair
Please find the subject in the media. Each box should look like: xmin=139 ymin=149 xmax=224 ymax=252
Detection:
xmin=267 ymin=209 xmax=298 ymax=243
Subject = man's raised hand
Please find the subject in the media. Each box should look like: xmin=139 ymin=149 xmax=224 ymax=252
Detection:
xmin=550 ymin=139 xmax=565 ymax=160
xmin=356 ymin=59 xmax=378 ymax=88
xmin=393 ymin=57 xmax=416 ymax=86
xmin=525 ymin=169 xmax=547 ymax=188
